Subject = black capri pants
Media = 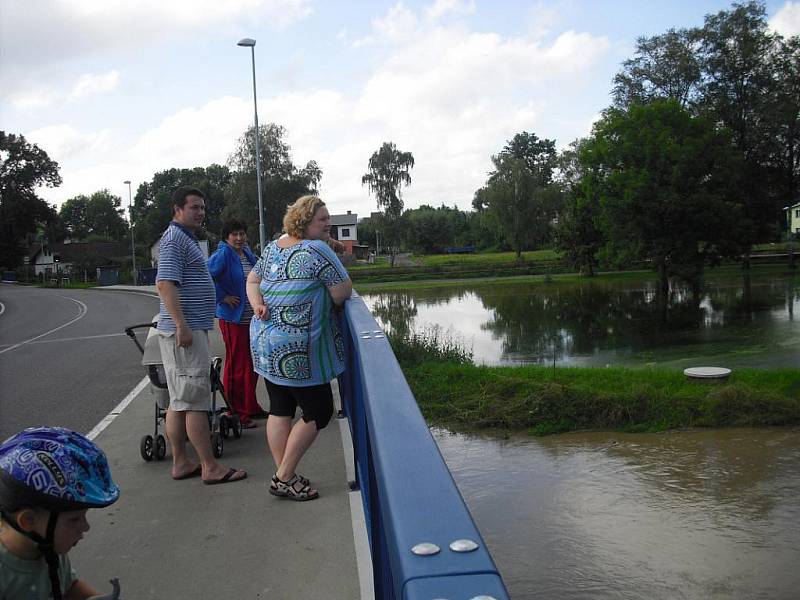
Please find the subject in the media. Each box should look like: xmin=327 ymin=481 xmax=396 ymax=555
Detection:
xmin=264 ymin=379 xmax=334 ymax=430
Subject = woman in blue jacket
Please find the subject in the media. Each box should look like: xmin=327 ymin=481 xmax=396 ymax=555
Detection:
xmin=207 ymin=219 xmax=263 ymax=428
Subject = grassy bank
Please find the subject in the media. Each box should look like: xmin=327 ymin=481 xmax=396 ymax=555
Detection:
xmin=390 ymin=330 xmax=800 ymax=435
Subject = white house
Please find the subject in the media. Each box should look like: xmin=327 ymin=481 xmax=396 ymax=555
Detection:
xmin=330 ymin=211 xmax=358 ymax=253
xmin=785 ymin=201 xmax=800 ymax=236
xmin=150 ymin=236 xmax=209 ymax=266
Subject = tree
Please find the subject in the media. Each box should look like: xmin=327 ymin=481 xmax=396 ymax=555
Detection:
xmin=362 ymin=142 xmax=414 ymax=266
xmin=554 ymin=139 xmax=605 ymax=276
xmin=698 ymin=1 xmax=780 ymax=251
xmin=133 ymin=165 xmax=232 ymax=249
xmin=479 ymin=132 xmax=562 ymax=258
xmin=0 ymin=132 xmax=62 ymax=269
xmin=612 ymin=28 xmax=704 ymax=108
xmin=60 ymin=190 xmax=127 ymax=240
xmin=225 ymin=124 xmax=321 ymax=250
xmin=584 ymin=101 xmax=744 ymax=295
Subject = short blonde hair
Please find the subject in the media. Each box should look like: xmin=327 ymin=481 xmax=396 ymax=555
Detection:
xmin=283 ymin=195 xmax=326 ymax=238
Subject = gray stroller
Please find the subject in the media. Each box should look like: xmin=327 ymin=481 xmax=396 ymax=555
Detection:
xmin=124 ymin=317 xmax=242 ymax=461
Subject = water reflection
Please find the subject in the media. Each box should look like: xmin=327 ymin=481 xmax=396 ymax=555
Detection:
xmin=433 ymin=428 xmax=800 ymax=599
xmin=363 ymin=272 xmax=800 ymax=368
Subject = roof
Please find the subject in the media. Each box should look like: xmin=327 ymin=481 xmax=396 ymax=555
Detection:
xmin=331 ymin=212 xmax=357 ymax=226
xmin=30 ymin=241 xmax=130 ymax=262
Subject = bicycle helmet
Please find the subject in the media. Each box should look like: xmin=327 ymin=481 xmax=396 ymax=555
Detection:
xmin=0 ymin=427 xmax=120 ymax=600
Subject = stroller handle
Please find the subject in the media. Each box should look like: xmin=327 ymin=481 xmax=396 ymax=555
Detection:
xmin=124 ymin=322 xmax=157 ymax=355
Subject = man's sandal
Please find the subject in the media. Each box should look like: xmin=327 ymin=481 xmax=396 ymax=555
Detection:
xmin=269 ymin=474 xmax=319 ymax=501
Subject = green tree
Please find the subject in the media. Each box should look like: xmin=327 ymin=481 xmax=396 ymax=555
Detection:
xmin=698 ymin=1 xmax=780 ymax=251
xmin=584 ymin=101 xmax=744 ymax=295
xmin=479 ymin=132 xmax=562 ymax=258
xmin=60 ymin=190 xmax=127 ymax=240
xmin=362 ymin=141 xmax=414 ymax=266
xmin=612 ymin=28 xmax=704 ymax=108
xmin=554 ymin=139 xmax=605 ymax=276
xmin=134 ymin=165 xmax=232 ymax=249
xmin=225 ymin=124 xmax=321 ymax=250
xmin=0 ymin=132 xmax=62 ymax=269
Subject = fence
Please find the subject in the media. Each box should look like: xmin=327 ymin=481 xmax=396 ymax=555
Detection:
xmin=339 ymin=293 xmax=509 ymax=600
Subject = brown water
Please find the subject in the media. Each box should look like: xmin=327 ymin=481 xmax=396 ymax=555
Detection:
xmin=433 ymin=427 xmax=800 ymax=599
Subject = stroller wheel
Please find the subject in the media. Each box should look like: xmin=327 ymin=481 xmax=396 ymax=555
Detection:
xmin=140 ymin=435 xmax=155 ymax=462
xmin=219 ymin=415 xmax=230 ymax=439
xmin=211 ymin=432 xmax=223 ymax=458
xmin=231 ymin=415 xmax=242 ymax=439
xmin=156 ymin=434 xmax=167 ymax=460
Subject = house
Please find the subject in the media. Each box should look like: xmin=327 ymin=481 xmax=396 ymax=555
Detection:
xmin=28 ymin=241 xmax=130 ymax=278
xmin=330 ymin=211 xmax=358 ymax=254
xmin=784 ymin=202 xmax=800 ymax=236
xmin=150 ymin=236 xmax=209 ymax=266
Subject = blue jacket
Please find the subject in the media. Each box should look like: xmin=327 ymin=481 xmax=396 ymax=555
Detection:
xmin=207 ymin=241 xmax=258 ymax=323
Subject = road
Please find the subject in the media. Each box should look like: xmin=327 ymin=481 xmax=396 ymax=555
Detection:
xmin=0 ymin=285 xmax=161 ymax=440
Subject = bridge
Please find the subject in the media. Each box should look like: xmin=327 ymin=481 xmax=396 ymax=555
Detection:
xmin=70 ymin=285 xmax=509 ymax=598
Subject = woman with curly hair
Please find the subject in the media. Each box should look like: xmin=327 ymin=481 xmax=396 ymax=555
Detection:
xmin=247 ymin=195 xmax=352 ymax=501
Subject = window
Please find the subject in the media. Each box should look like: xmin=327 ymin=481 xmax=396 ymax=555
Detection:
xmin=795 ymin=210 xmax=800 ymax=218
xmin=341 ymin=228 xmax=350 ymax=237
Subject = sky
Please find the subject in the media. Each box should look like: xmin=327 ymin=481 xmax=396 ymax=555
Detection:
xmin=2 ymin=0 xmax=799 ymax=221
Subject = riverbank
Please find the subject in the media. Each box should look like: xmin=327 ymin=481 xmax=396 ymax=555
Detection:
xmin=402 ymin=361 xmax=800 ymax=435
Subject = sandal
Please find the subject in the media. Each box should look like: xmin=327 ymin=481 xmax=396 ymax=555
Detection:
xmin=270 ymin=473 xmax=309 ymax=490
xmin=269 ymin=474 xmax=319 ymax=501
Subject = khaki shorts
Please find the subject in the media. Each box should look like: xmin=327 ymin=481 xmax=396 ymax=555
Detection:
xmin=157 ymin=329 xmax=212 ymax=411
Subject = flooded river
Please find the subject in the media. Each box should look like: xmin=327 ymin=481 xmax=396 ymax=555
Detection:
xmin=434 ymin=427 xmax=800 ymax=599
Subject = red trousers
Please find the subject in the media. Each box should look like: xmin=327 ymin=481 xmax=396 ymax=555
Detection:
xmin=219 ymin=319 xmax=261 ymax=420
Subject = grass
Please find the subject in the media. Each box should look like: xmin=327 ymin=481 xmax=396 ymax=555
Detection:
xmin=416 ymin=249 xmax=561 ymax=267
xmin=387 ymin=330 xmax=800 ymax=436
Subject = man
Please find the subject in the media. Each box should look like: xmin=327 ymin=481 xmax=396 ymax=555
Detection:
xmin=155 ymin=186 xmax=246 ymax=485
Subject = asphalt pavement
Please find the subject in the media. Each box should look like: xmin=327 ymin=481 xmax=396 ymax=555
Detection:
xmin=2 ymin=283 xmax=369 ymax=599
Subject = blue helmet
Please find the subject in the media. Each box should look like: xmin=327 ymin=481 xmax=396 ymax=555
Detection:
xmin=0 ymin=427 xmax=120 ymax=512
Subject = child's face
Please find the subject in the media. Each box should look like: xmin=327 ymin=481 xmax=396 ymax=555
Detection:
xmin=31 ymin=509 xmax=91 ymax=554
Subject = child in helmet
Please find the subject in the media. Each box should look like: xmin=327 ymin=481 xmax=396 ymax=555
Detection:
xmin=0 ymin=427 xmax=121 ymax=600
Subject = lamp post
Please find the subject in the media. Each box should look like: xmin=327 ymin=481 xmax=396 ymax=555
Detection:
xmin=237 ymin=37 xmax=266 ymax=251
xmin=124 ymin=180 xmax=136 ymax=285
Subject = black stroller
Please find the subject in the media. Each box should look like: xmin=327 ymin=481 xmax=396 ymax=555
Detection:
xmin=124 ymin=317 xmax=243 ymax=461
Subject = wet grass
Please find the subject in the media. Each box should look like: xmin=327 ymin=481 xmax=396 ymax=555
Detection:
xmin=388 ymin=332 xmax=800 ymax=436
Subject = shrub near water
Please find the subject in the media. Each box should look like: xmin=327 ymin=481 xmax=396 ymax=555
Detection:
xmin=387 ymin=330 xmax=800 ymax=435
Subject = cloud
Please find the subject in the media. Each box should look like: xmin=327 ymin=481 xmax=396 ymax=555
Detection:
xmin=0 ymin=0 xmax=312 ymax=81
xmin=37 ymin=1 xmax=612 ymax=220
xmin=67 ymin=71 xmax=120 ymax=101
xmin=424 ymin=0 xmax=477 ymax=21
xmin=770 ymin=2 xmax=800 ymax=37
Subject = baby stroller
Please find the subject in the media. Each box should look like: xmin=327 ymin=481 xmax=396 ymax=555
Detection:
xmin=124 ymin=317 xmax=243 ymax=462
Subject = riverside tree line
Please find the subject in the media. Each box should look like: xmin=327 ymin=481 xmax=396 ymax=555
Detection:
xmin=1 ymin=2 xmax=797 ymax=291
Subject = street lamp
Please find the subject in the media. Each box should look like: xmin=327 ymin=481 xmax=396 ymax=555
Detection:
xmin=237 ymin=37 xmax=266 ymax=251
xmin=124 ymin=180 xmax=136 ymax=285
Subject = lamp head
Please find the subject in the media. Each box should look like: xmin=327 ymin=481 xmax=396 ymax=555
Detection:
xmin=123 ymin=180 xmax=131 ymax=185
xmin=237 ymin=38 xmax=256 ymax=47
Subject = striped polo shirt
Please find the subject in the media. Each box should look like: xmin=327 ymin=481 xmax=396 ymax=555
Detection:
xmin=156 ymin=221 xmax=215 ymax=332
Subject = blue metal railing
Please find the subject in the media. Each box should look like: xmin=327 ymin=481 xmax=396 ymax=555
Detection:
xmin=340 ymin=294 xmax=509 ymax=600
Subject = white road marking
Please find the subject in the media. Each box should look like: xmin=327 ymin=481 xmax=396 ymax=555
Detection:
xmin=0 ymin=301 xmax=5 ymax=317
xmin=0 ymin=332 xmax=128 ymax=348
xmin=0 ymin=296 xmax=88 ymax=355
xmin=86 ymin=376 xmax=149 ymax=441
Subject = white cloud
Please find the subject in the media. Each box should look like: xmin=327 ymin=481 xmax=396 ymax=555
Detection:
xmin=67 ymin=71 xmax=120 ymax=102
xmin=27 ymin=124 xmax=113 ymax=160
xmin=424 ymin=0 xmax=477 ymax=21
xmin=37 ymin=2 xmax=612 ymax=219
xmin=770 ymin=2 xmax=800 ymax=37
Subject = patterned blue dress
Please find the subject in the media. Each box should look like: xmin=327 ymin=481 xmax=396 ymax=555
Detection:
xmin=250 ymin=239 xmax=349 ymax=387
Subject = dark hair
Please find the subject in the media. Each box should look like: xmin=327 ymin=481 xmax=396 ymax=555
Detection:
xmin=172 ymin=186 xmax=205 ymax=213
xmin=222 ymin=219 xmax=248 ymax=239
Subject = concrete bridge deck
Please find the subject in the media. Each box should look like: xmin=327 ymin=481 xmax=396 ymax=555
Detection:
xmin=71 ymin=286 xmax=370 ymax=599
